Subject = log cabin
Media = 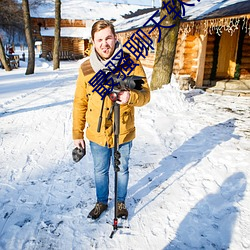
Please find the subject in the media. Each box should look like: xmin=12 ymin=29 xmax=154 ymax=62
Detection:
xmin=30 ymin=1 xmax=153 ymax=61
xmin=31 ymin=18 xmax=92 ymax=60
xmin=114 ymin=0 xmax=250 ymax=95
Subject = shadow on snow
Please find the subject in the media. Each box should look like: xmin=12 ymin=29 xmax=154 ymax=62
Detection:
xmin=0 ymin=100 xmax=73 ymax=117
xmin=164 ymin=172 xmax=247 ymax=249
xmin=127 ymin=118 xmax=243 ymax=248
xmin=128 ymin=118 xmax=239 ymax=213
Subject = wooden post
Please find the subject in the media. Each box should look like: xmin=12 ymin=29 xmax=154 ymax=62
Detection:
xmin=195 ymin=32 xmax=207 ymax=88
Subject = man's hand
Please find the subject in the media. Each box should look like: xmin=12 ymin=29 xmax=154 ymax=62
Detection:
xmin=74 ymin=139 xmax=85 ymax=149
xmin=116 ymin=90 xmax=130 ymax=105
xmin=72 ymin=139 xmax=86 ymax=162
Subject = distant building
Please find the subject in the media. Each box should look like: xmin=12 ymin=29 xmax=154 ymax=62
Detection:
xmin=30 ymin=0 xmax=152 ymax=60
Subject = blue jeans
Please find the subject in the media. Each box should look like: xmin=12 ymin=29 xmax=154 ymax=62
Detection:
xmin=90 ymin=141 xmax=132 ymax=205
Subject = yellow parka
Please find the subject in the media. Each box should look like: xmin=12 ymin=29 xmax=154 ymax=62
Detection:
xmin=72 ymin=55 xmax=150 ymax=148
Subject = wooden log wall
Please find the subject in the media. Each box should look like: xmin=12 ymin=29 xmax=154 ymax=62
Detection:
xmin=139 ymin=36 xmax=157 ymax=68
xmin=117 ymin=27 xmax=158 ymax=69
xmin=203 ymin=33 xmax=216 ymax=82
xmin=72 ymin=38 xmax=87 ymax=56
xmin=32 ymin=18 xmax=86 ymax=29
xmin=61 ymin=38 xmax=74 ymax=52
xmin=41 ymin=37 xmax=53 ymax=58
xmin=139 ymin=53 xmax=155 ymax=68
xmin=41 ymin=36 xmax=87 ymax=59
xmin=173 ymin=34 xmax=199 ymax=80
xmin=240 ymin=35 xmax=250 ymax=79
xmin=173 ymin=35 xmax=185 ymax=74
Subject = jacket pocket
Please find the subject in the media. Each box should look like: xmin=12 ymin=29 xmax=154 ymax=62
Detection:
xmin=120 ymin=106 xmax=134 ymax=134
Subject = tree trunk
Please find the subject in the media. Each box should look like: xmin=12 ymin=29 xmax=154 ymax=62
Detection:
xmin=22 ymin=0 xmax=35 ymax=75
xmin=0 ymin=37 xmax=11 ymax=71
xmin=151 ymin=0 xmax=181 ymax=90
xmin=53 ymin=0 xmax=61 ymax=70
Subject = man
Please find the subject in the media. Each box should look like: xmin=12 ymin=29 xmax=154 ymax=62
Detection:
xmin=72 ymin=20 xmax=150 ymax=220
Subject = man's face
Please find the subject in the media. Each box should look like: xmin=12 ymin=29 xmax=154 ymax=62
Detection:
xmin=93 ymin=27 xmax=117 ymax=60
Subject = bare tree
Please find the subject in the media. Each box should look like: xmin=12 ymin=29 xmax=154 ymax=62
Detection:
xmin=0 ymin=0 xmax=23 ymax=71
xmin=150 ymin=0 xmax=181 ymax=90
xmin=0 ymin=37 xmax=11 ymax=71
xmin=22 ymin=0 xmax=35 ymax=75
xmin=0 ymin=0 xmax=24 ymax=36
xmin=53 ymin=0 xmax=61 ymax=70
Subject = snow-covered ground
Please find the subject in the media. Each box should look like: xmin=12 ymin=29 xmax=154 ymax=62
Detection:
xmin=0 ymin=49 xmax=250 ymax=250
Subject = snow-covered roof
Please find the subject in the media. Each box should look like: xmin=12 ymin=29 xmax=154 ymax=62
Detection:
xmin=114 ymin=10 xmax=159 ymax=33
xmin=40 ymin=27 xmax=91 ymax=39
xmin=30 ymin=0 xmax=152 ymax=20
xmin=90 ymin=0 xmax=161 ymax=7
xmin=185 ymin=0 xmax=250 ymax=21
xmin=114 ymin=0 xmax=250 ymax=33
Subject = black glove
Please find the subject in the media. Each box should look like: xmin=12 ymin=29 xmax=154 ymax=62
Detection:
xmin=72 ymin=146 xmax=86 ymax=162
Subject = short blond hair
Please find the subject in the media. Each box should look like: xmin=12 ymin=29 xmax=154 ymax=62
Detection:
xmin=91 ymin=20 xmax=116 ymax=40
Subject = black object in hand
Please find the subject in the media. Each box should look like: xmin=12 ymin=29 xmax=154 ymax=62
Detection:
xmin=72 ymin=146 xmax=86 ymax=162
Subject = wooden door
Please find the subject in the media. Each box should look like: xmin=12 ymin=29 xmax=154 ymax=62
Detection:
xmin=216 ymin=30 xmax=239 ymax=78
